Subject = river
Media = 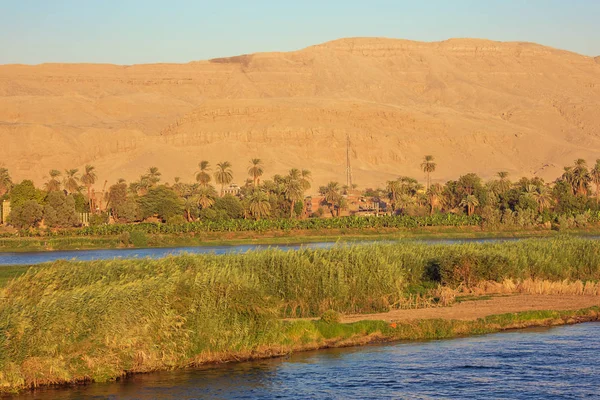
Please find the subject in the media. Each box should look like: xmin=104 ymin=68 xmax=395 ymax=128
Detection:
xmin=12 ymin=322 xmax=599 ymax=399
xmin=0 ymin=237 xmax=525 ymax=266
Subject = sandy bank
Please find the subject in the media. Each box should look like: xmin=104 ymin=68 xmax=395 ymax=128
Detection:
xmin=342 ymin=294 xmax=600 ymax=323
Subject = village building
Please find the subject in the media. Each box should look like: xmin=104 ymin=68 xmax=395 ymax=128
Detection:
xmin=223 ymin=183 xmax=241 ymax=196
xmin=1 ymin=200 xmax=10 ymax=225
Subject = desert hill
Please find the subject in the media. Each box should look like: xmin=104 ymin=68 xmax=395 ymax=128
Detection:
xmin=1 ymin=37 xmax=599 ymax=191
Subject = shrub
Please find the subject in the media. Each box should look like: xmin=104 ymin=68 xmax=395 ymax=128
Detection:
xmin=129 ymin=230 xmax=148 ymax=247
xmin=44 ymin=192 xmax=79 ymax=228
xmin=138 ymin=186 xmax=183 ymax=222
xmin=89 ymin=213 xmax=109 ymax=227
xmin=213 ymin=195 xmax=244 ymax=219
xmin=119 ymin=231 xmax=131 ymax=246
xmin=320 ymin=310 xmax=341 ymax=324
xmin=7 ymin=200 xmax=43 ymax=229
xmin=115 ymin=198 xmax=141 ymax=223
xmin=9 ymin=180 xmax=45 ymax=208
xmin=167 ymin=215 xmax=186 ymax=225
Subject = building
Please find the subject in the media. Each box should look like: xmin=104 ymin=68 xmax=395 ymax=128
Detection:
xmin=223 ymin=183 xmax=241 ymax=196
xmin=305 ymin=196 xmax=325 ymax=216
xmin=1 ymin=200 xmax=10 ymax=225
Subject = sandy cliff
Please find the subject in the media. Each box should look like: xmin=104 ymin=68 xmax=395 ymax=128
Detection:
xmin=1 ymin=37 xmax=599 ymax=190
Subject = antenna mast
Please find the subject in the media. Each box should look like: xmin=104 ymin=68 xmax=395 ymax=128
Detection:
xmin=346 ymin=134 xmax=353 ymax=188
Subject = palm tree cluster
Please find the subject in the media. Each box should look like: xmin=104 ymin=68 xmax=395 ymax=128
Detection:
xmin=104 ymin=159 xmax=312 ymax=222
xmin=368 ymin=157 xmax=600 ymax=220
xmin=3 ymin=155 xmax=600 ymax=228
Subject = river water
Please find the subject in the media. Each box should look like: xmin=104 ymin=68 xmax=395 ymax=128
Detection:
xmin=12 ymin=322 xmax=600 ymax=399
xmin=0 ymin=242 xmax=341 ymax=266
xmin=0 ymin=237 xmax=525 ymax=266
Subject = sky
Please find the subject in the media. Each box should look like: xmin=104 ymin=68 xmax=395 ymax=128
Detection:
xmin=1 ymin=0 xmax=599 ymax=65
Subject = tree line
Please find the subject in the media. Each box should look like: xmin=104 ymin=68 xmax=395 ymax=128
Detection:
xmin=1 ymin=156 xmax=600 ymax=231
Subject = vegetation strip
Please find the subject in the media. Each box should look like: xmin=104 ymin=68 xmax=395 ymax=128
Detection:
xmin=5 ymin=225 xmax=596 ymax=253
xmin=1 ymin=308 xmax=598 ymax=394
xmin=1 ymin=157 xmax=600 ymax=240
xmin=2 ymin=237 xmax=600 ymax=392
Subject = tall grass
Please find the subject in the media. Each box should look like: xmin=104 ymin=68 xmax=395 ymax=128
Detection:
xmin=1 ymin=237 xmax=600 ymax=391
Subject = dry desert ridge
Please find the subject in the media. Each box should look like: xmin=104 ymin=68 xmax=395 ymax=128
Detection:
xmin=1 ymin=37 xmax=599 ymax=190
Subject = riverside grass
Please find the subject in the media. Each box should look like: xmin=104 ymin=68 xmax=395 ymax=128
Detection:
xmin=5 ymin=214 xmax=483 ymax=238
xmin=1 ymin=237 xmax=600 ymax=392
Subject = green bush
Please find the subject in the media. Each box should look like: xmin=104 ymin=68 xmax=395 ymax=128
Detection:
xmin=119 ymin=231 xmax=131 ymax=246
xmin=167 ymin=215 xmax=186 ymax=225
xmin=7 ymin=200 xmax=43 ymax=229
xmin=129 ymin=230 xmax=148 ymax=247
xmin=138 ymin=186 xmax=183 ymax=222
xmin=44 ymin=192 xmax=79 ymax=228
xmin=321 ymin=310 xmax=341 ymax=324
xmin=89 ymin=213 xmax=109 ymax=227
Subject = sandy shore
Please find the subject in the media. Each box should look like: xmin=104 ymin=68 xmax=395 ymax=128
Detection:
xmin=342 ymin=295 xmax=600 ymax=323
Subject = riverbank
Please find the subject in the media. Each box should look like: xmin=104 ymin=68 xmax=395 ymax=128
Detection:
xmin=2 ymin=238 xmax=600 ymax=393
xmin=2 ymin=305 xmax=599 ymax=395
xmin=2 ymin=225 xmax=600 ymax=252
xmin=190 ymin=305 xmax=600 ymax=366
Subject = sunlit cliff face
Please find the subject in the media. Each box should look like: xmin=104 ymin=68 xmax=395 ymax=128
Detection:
xmin=1 ymin=37 xmax=599 ymax=189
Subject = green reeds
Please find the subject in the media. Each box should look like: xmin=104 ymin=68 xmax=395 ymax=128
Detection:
xmin=1 ymin=237 xmax=600 ymax=392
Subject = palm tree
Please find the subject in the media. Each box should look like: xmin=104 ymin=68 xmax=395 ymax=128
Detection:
xmin=300 ymin=170 xmax=312 ymax=191
xmin=146 ymin=167 xmax=161 ymax=188
xmin=427 ymin=183 xmax=444 ymax=215
xmin=284 ymin=169 xmax=304 ymax=218
xmin=529 ymin=185 xmax=554 ymax=213
xmin=0 ymin=167 xmax=12 ymax=198
xmin=63 ymin=169 xmax=80 ymax=194
xmin=196 ymin=185 xmax=217 ymax=209
xmin=195 ymin=161 xmax=211 ymax=187
xmin=397 ymin=193 xmax=415 ymax=212
xmin=183 ymin=196 xmax=198 ymax=222
xmin=335 ymin=196 xmax=348 ymax=217
xmin=300 ymin=169 xmax=312 ymax=217
xmin=572 ymin=159 xmax=591 ymax=196
xmin=592 ymin=159 xmax=600 ymax=204
xmin=459 ymin=194 xmax=479 ymax=216
xmin=386 ymin=180 xmax=401 ymax=212
xmin=81 ymin=165 xmax=97 ymax=213
xmin=495 ymin=171 xmax=511 ymax=194
xmin=214 ymin=161 xmax=233 ymax=196
xmin=561 ymin=167 xmax=576 ymax=195
xmin=420 ymin=155 xmax=436 ymax=191
xmin=171 ymin=177 xmax=187 ymax=197
xmin=247 ymin=189 xmax=271 ymax=220
xmin=248 ymin=159 xmax=264 ymax=187
xmin=322 ymin=181 xmax=341 ymax=217
xmin=44 ymin=169 xmax=62 ymax=192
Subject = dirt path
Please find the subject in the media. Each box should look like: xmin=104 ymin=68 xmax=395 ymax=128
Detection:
xmin=342 ymin=295 xmax=600 ymax=323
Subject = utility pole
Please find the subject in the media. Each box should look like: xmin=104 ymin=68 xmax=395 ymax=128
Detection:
xmin=346 ymin=134 xmax=353 ymax=189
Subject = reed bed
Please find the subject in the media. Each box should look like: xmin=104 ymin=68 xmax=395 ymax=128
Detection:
xmin=455 ymin=278 xmax=600 ymax=296
xmin=1 ymin=236 xmax=600 ymax=391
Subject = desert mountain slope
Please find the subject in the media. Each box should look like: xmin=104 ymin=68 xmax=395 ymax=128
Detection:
xmin=1 ymin=37 xmax=599 ymax=190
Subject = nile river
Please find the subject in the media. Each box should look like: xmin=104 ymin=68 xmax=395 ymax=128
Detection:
xmin=0 ymin=237 xmax=524 ymax=266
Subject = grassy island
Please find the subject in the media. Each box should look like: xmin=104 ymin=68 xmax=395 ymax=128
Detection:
xmin=1 ymin=237 xmax=600 ymax=393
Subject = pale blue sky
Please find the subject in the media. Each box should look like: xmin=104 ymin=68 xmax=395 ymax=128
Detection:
xmin=1 ymin=0 xmax=599 ymax=64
